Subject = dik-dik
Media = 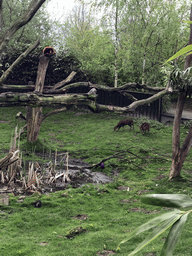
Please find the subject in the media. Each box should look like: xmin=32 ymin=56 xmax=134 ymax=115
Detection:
xmin=114 ymin=119 xmax=134 ymax=131
xmin=140 ymin=122 xmax=150 ymax=135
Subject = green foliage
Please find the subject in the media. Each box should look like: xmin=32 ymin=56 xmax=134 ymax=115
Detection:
xmin=54 ymin=0 xmax=190 ymax=86
xmin=162 ymin=63 xmax=192 ymax=92
xmin=2 ymin=0 xmax=191 ymax=88
xmin=169 ymin=66 xmax=192 ymax=91
xmin=141 ymin=194 xmax=192 ymax=208
xmin=65 ymin=25 xmax=115 ymax=85
xmin=112 ymin=0 xmax=189 ymax=85
xmin=0 ymin=0 xmax=58 ymax=84
xmin=119 ymin=194 xmax=192 ymax=255
xmin=1 ymin=0 xmax=53 ymax=54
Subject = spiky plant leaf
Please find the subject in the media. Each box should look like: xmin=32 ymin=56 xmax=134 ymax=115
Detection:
xmin=128 ymin=212 xmax=182 ymax=256
xmin=164 ymin=45 xmax=192 ymax=64
xmin=182 ymin=20 xmax=192 ymax=24
xmin=119 ymin=209 xmax=182 ymax=246
xmin=160 ymin=212 xmax=190 ymax=256
xmin=141 ymin=194 xmax=192 ymax=208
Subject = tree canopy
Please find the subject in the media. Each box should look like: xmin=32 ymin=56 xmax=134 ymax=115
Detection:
xmin=59 ymin=0 xmax=190 ymax=86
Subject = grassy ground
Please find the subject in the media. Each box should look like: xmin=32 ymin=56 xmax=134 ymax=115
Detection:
xmin=0 ymin=106 xmax=192 ymax=256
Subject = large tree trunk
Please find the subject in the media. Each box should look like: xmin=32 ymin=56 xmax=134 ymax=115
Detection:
xmin=169 ymin=91 xmax=187 ymax=178
xmin=26 ymin=47 xmax=55 ymax=143
xmin=169 ymin=5 xmax=192 ymax=179
xmin=169 ymin=92 xmax=192 ymax=179
xmin=26 ymin=106 xmax=44 ymax=143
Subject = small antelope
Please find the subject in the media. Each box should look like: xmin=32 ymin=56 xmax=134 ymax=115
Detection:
xmin=140 ymin=122 xmax=150 ymax=135
xmin=114 ymin=119 xmax=134 ymax=131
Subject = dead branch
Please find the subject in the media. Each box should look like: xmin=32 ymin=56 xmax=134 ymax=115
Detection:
xmin=58 ymin=81 xmax=167 ymax=94
xmin=34 ymin=47 xmax=55 ymax=93
xmin=0 ymin=151 xmax=19 ymax=171
xmin=87 ymin=149 xmax=144 ymax=169
xmin=42 ymin=107 xmax=67 ymax=122
xmin=0 ymin=92 xmax=97 ymax=108
xmin=127 ymin=89 xmax=169 ymax=111
xmin=47 ymin=71 xmax=77 ymax=92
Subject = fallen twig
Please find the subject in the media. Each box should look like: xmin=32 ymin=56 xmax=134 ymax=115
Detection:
xmin=87 ymin=149 xmax=144 ymax=169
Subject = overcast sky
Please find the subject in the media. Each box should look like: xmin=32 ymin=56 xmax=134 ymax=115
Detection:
xmin=46 ymin=0 xmax=75 ymax=21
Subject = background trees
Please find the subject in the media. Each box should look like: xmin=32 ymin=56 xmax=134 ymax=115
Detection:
xmin=1 ymin=0 xmax=191 ymax=88
xmin=50 ymin=0 xmax=190 ymax=87
xmin=64 ymin=4 xmax=115 ymax=85
xmin=0 ymin=0 xmax=54 ymax=84
xmin=118 ymin=0 xmax=189 ymax=85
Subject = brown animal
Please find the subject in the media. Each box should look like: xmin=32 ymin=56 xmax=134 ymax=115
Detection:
xmin=114 ymin=119 xmax=134 ymax=131
xmin=140 ymin=122 xmax=150 ymax=135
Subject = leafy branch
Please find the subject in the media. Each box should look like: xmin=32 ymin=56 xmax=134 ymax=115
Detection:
xmin=118 ymin=194 xmax=192 ymax=255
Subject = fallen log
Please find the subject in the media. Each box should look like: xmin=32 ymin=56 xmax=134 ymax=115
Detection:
xmin=0 ymin=150 xmax=19 ymax=171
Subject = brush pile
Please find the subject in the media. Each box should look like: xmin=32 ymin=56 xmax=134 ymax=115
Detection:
xmin=0 ymin=127 xmax=71 ymax=195
xmin=0 ymin=151 xmax=71 ymax=195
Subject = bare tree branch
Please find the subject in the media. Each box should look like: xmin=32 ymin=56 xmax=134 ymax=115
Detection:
xmin=96 ymin=104 xmax=129 ymax=113
xmin=127 ymin=89 xmax=169 ymax=111
xmin=0 ymin=92 xmax=97 ymax=108
xmin=87 ymin=149 xmax=144 ymax=169
xmin=0 ymin=38 xmax=40 ymax=86
xmin=59 ymin=81 xmax=166 ymax=94
xmin=47 ymin=71 xmax=77 ymax=92
xmin=42 ymin=107 xmax=67 ymax=121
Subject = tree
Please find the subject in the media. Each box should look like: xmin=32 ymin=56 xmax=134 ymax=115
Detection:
xmin=24 ymin=47 xmax=84 ymax=143
xmin=0 ymin=0 xmax=50 ymax=85
xmin=118 ymin=0 xmax=190 ymax=85
xmin=0 ymin=0 xmax=47 ymax=57
xmin=167 ymin=6 xmax=192 ymax=179
xmin=56 ymin=0 xmax=190 ymax=87
xmin=64 ymin=3 xmax=115 ymax=85
xmin=88 ymin=0 xmax=125 ymax=87
xmin=82 ymin=0 xmax=189 ymax=86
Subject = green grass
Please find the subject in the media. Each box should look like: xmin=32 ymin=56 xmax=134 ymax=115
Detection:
xmin=0 ymin=107 xmax=192 ymax=255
